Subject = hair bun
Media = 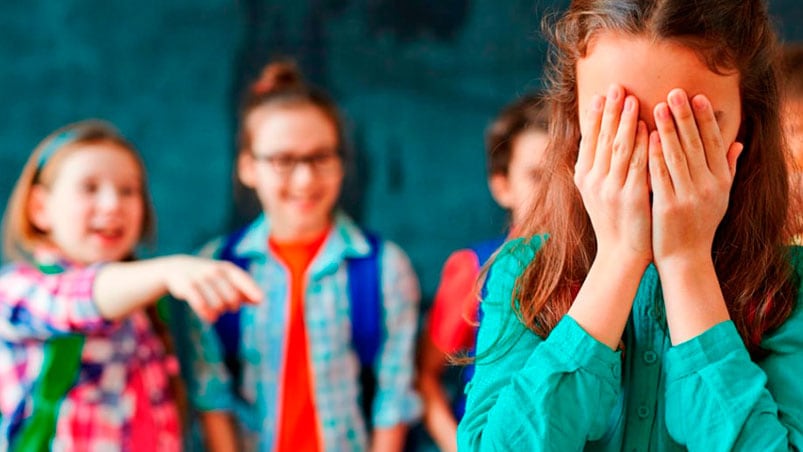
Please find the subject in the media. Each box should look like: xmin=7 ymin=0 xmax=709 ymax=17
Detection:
xmin=250 ymin=61 xmax=304 ymax=96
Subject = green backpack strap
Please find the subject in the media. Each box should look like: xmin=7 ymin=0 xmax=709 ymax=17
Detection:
xmin=10 ymin=263 xmax=85 ymax=452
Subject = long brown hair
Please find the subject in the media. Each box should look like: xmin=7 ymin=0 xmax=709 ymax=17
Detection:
xmin=514 ymin=0 xmax=798 ymax=357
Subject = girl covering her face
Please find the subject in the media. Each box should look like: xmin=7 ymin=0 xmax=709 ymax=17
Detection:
xmin=458 ymin=0 xmax=803 ymax=449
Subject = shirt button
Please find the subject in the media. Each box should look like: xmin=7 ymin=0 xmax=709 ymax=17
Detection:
xmin=643 ymin=350 xmax=657 ymax=364
xmin=637 ymin=405 xmax=650 ymax=419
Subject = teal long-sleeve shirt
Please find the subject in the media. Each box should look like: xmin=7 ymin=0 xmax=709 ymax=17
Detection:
xmin=457 ymin=236 xmax=803 ymax=451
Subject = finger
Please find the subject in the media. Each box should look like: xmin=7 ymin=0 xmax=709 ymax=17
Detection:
xmin=690 ymin=94 xmax=728 ymax=178
xmin=625 ymin=120 xmax=649 ymax=187
xmin=654 ymin=102 xmax=692 ymax=195
xmin=667 ymin=89 xmax=707 ymax=178
xmin=206 ymin=273 xmax=241 ymax=311
xmin=181 ymin=283 xmax=217 ymax=323
xmin=195 ymin=280 xmax=226 ymax=314
xmin=593 ymin=84 xmax=626 ymax=174
xmin=609 ymin=95 xmax=640 ymax=185
xmin=726 ymin=141 xmax=745 ymax=179
xmin=224 ymin=264 xmax=263 ymax=304
xmin=648 ymin=130 xmax=674 ymax=201
xmin=576 ymin=94 xmax=604 ymax=177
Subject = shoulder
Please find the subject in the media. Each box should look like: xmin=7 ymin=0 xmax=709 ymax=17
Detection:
xmin=787 ymin=245 xmax=803 ymax=277
xmin=440 ymin=248 xmax=482 ymax=279
xmin=375 ymin=238 xmax=416 ymax=284
xmin=487 ymin=235 xmax=546 ymax=283
xmin=0 ymin=260 xmax=34 ymax=274
xmin=197 ymin=216 xmax=267 ymax=259
xmin=0 ymin=261 xmax=39 ymax=286
xmin=477 ymin=234 xmax=546 ymax=311
xmin=337 ymin=215 xmax=411 ymax=268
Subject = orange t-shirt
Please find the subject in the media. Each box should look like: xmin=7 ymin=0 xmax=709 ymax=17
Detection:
xmin=271 ymin=229 xmax=329 ymax=452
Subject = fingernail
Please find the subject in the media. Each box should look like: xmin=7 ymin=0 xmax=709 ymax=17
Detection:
xmin=624 ymin=97 xmax=635 ymax=112
xmin=608 ymin=84 xmax=620 ymax=101
xmin=592 ymin=95 xmax=603 ymax=111
xmin=669 ymin=90 xmax=685 ymax=107
xmin=655 ymin=103 xmax=671 ymax=120
xmin=692 ymin=95 xmax=708 ymax=111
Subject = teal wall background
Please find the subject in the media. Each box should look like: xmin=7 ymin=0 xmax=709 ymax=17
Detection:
xmin=2 ymin=1 xmax=803 ymax=306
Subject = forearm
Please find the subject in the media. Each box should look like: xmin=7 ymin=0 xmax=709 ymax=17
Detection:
xmin=568 ymin=252 xmax=648 ymax=349
xmin=419 ymin=373 xmax=458 ymax=452
xmin=370 ymin=424 xmax=408 ymax=452
xmin=657 ymin=255 xmax=730 ymax=345
xmin=458 ymin=316 xmax=622 ymax=450
xmin=92 ymin=257 xmax=180 ymax=320
xmin=201 ymin=411 xmax=240 ymax=452
xmin=664 ymin=322 xmax=800 ymax=449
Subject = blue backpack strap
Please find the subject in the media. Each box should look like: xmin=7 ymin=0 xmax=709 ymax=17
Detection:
xmin=346 ymin=231 xmax=383 ymax=368
xmin=212 ymin=226 xmax=250 ymax=391
xmin=346 ymin=231 xmax=383 ymax=429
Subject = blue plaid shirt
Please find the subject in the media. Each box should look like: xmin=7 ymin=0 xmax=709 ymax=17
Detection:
xmin=172 ymin=212 xmax=421 ymax=450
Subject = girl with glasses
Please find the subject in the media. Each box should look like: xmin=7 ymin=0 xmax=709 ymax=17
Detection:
xmin=172 ymin=60 xmax=422 ymax=451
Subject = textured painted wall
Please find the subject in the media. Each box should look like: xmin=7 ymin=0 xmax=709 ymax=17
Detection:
xmin=2 ymin=1 xmax=802 ymax=304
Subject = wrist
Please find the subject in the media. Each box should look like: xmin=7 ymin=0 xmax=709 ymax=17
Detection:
xmin=654 ymin=251 xmax=713 ymax=277
xmin=594 ymin=247 xmax=651 ymax=273
xmin=656 ymin=253 xmax=729 ymax=345
xmin=152 ymin=255 xmax=186 ymax=291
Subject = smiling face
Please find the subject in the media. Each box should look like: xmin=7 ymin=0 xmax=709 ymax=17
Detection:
xmin=238 ymin=103 xmax=344 ymax=241
xmin=29 ymin=141 xmax=146 ymax=264
xmin=576 ymin=32 xmax=742 ymax=148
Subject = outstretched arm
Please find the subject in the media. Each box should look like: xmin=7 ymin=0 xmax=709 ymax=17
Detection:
xmin=0 ymin=255 xmax=261 ymax=341
xmin=93 ymin=255 xmax=262 ymax=322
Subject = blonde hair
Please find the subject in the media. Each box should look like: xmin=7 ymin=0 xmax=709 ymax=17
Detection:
xmin=2 ymin=119 xmax=155 ymax=262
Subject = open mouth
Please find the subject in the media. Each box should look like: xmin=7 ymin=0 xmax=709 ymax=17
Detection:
xmin=90 ymin=226 xmax=125 ymax=241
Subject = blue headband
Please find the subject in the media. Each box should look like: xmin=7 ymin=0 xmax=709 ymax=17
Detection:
xmin=34 ymin=130 xmax=79 ymax=180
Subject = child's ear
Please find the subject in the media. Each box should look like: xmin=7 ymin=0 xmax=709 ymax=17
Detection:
xmin=28 ymin=185 xmax=51 ymax=232
xmin=488 ymin=173 xmax=513 ymax=209
xmin=237 ymin=152 xmax=257 ymax=188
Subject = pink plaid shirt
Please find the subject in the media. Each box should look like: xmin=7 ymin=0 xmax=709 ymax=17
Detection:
xmin=0 ymin=260 xmax=181 ymax=451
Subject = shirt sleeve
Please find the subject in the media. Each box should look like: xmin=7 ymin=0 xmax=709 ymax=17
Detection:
xmin=663 ymin=308 xmax=803 ymax=450
xmin=167 ymin=238 xmax=238 ymax=413
xmin=428 ymin=249 xmax=482 ymax=354
xmin=457 ymin=237 xmax=623 ymax=451
xmin=370 ymin=240 xmax=423 ymax=428
xmin=0 ymin=263 xmax=112 ymax=341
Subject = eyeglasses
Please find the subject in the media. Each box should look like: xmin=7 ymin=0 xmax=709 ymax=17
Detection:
xmin=251 ymin=151 xmax=341 ymax=176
